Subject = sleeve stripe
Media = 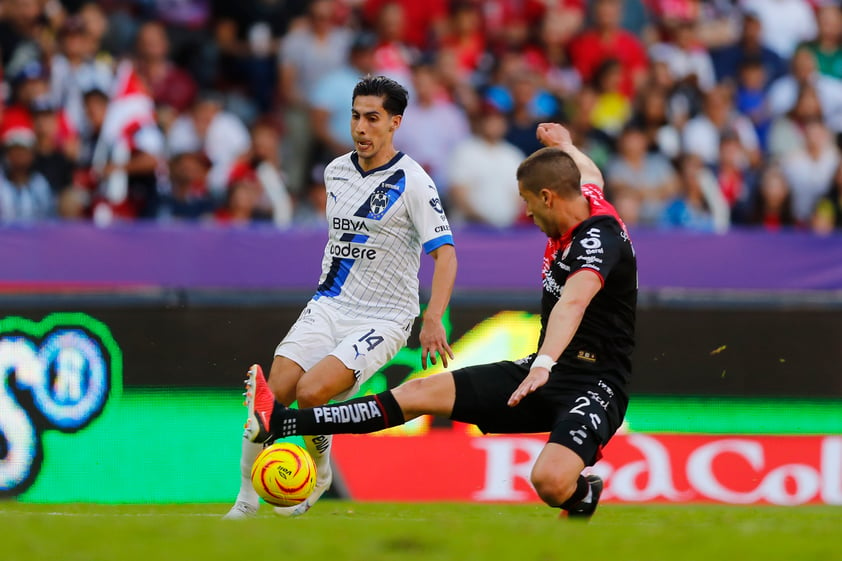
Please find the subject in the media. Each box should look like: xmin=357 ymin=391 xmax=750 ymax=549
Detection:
xmin=423 ymin=234 xmax=454 ymax=254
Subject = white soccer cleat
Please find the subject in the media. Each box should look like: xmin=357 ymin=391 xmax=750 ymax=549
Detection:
xmin=222 ymin=500 xmax=258 ymax=520
xmin=273 ymin=468 xmax=333 ymax=517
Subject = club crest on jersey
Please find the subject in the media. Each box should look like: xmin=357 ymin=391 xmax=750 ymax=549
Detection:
xmin=429 ymin=197 xmax=444 ymax=214
xmin=369 ymin=191 xmax=390 ymax=217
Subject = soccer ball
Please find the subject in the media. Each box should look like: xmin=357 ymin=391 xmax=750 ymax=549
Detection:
xmin=251 ymin=443 xmax=317 ymax=506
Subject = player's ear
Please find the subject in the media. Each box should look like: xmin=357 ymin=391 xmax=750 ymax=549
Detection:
xmin=390 ymin=114 xmax=402 ymax=132
xmin=541 ymin=188 xmax=552 ymax=207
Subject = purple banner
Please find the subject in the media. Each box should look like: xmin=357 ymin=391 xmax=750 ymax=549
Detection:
xmin=2 ymin=223 xmax=842 ymax=291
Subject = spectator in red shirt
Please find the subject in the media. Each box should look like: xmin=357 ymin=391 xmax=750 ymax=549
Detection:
xmin=481 ymin=0 xmax=584 ymax=52
xmin=568 ymin=0 xmax=648 ymax=98
xmin=133 ymin=21 xmax=198 ymax=115
xmin=363 ymin=0 xmax=448 ymax=50
xmin=439 ymin=1 xmax=486 ymax=79
xmin=371 ymin=2 xmax=416 ymax=90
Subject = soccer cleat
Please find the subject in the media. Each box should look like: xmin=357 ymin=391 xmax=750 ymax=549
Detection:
xmin=562 ymin=475 xmax=603 ymax=520
xmin=273 ymin=467 xmax=333 ymax=518
xmin=222 ymin=500 xmax=258 ymax=519
xmin=243 ymin=364 xmax=275 ymax=444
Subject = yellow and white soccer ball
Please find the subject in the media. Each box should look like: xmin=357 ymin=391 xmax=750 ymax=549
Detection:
xmin=251 ymin=443 xmax=317 ymax=506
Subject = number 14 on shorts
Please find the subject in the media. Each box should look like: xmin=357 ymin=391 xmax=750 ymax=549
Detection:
xmin=353 ymin=329 xmax=384 ymax=358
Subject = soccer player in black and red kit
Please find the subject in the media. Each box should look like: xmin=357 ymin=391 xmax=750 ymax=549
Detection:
xmin=244 ymin=122 xmax=637 ymax=519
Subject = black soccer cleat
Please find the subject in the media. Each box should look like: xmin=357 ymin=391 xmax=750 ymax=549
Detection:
xmin=561 ymin=475 xmax=603 ymax=520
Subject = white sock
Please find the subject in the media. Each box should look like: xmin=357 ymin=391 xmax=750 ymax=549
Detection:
xmin=235 ymin=438 xmax=262 ymax=505
xmin=303 ymin=434 xmax=333 ymax=483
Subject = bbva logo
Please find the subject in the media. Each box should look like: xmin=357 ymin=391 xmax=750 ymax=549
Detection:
xmin=0 ymin=313 xmax=122 ymax=497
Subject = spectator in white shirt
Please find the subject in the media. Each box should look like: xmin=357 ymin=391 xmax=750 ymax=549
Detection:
xmin=396 ymin=62 xmax=470 ymax=197
xmin=682 ymin=84 xmax=760 ymax=167
xmin=0 ymin=125 xmax=54 ymax=222
xmin=740 ymin=0 xmax=817 ymax=59
xmin=766 ymin=46 xmax=842 ymax=133
xmin=780 ymin=118 xmax=840 ymax=224
xmin=447 ymin=109 xmax=525 ymax=228
xmin=167 ymin=92 xmax=251 ymax=197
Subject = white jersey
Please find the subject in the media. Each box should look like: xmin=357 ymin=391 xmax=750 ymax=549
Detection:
xmin=312 ymin=151 xmax=454 ymax=323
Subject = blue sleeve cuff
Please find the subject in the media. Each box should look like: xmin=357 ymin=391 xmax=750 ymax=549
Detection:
xmin=423 ymin=235 xmax=454 ymax=254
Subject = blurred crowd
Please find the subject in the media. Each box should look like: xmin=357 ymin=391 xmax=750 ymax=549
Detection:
xmin=2 ymin=0 xmax=842 ymax=233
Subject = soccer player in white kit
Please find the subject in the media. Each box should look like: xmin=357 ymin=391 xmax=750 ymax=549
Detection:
xmin=224 ymin=76 xmax=457 ymax=518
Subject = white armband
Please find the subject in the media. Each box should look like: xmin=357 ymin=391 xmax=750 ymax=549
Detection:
xmin=531 ymin=354 xmax=556 ymax=371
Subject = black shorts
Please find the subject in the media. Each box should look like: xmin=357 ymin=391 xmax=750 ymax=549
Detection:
xmin=450 ymin=359 xmax=628 ymax=466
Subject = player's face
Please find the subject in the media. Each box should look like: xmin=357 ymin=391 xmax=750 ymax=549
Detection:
xmin=519 ymin=182 xmax=560 ymax=238
xmin=351 ymin=95 xmax=400 ymax=169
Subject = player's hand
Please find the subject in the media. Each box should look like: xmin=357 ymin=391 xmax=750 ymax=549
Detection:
xmin=507 ymin=367 xmax=550 ymax=407
xmin=536 ymin=122 xmax=573 ymax=150
xmin=419 ymin=317 xmax=454 ymax=369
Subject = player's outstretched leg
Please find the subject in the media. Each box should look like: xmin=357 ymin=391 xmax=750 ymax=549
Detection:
xmin=560 ymin=474 xmax=603 ymax=520
xmin=267 ymin=391 xmax=406 ymax=437
xmin=223 ymin=364 xmax=271 ymax=519
xmin=273 ymin=435 xmax=333 ymax=518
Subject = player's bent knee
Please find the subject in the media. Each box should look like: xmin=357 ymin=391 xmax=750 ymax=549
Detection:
xmin=531 ymin=472 xmax=578 ymax=506
xmin=295 ymin=379 xmax=340 ymax=408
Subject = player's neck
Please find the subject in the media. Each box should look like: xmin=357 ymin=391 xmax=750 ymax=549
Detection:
xmin=358 ymin=145 xmax=398 ymax=171
xmin=557 ymin=197 xmax=591 ymax=233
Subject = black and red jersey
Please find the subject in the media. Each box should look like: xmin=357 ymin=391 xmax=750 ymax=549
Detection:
xmin=538 ymin=184 xmax=637 ymax=382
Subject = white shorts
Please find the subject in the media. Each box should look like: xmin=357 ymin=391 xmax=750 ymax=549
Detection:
xmin=274 ymin=299 xmax=412 ymax=401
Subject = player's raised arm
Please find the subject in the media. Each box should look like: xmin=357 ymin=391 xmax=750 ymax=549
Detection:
xmin=420 ymin=244 xmax=457 ymax=369
xmin=536 ymin=123 xmax=604 ymax=191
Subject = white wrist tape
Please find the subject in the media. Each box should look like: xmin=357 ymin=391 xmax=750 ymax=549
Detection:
xmin=531 ymin=354 xmax=556 ymax=371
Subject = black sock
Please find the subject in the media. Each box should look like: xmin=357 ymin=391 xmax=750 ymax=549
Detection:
xmin=270 ymin=391 xmax=405 ymax=437
xmin=558 ymin=475 xmax=590 ymax=510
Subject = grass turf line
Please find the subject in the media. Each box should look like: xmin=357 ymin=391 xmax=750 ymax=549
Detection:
xmin=1 ymin=501 xmax=839 ymax=561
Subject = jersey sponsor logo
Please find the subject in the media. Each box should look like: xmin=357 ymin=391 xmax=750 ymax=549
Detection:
xmin=577 ymin=350 xmax=597 ymax=363
xmin=576 ymin=255 xmax=603 ymax=265
xmin=543 ymin=273 xmax=562 ymax=297
xmin=434 ymin=224 xmax=451 ymax=233
xmin=429 ymin=197 xmax=444 ymax=214
xmin=598 ymin=379 xmax=615 ymax=397
xmin=586 ymin=389 xmax=609 ymax=410
xmin=332 ymin=217 xmax=370 ymax=232
xmin=580 ymin=227 xmax=602 ymax=250
xmin=328 ymin=242 xmax=377 ymax=260
xmin=331 ymin=176 xmax=348 ymax=182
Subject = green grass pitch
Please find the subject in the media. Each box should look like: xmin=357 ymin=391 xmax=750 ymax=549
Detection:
xmin=2 ymin=501 xmax=839 ymax=561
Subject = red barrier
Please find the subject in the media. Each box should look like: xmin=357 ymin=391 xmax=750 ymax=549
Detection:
xmin=332 ymin=426 xmax=842 ymax=505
